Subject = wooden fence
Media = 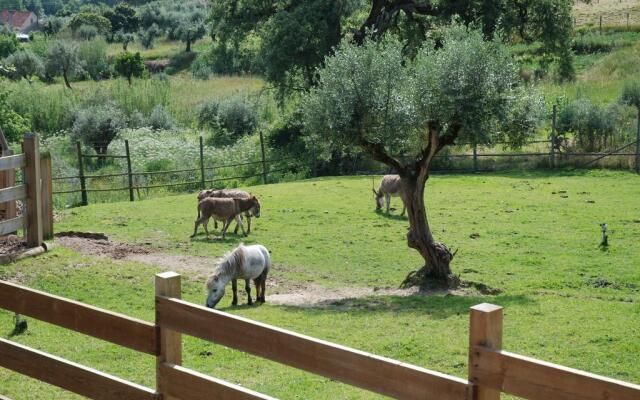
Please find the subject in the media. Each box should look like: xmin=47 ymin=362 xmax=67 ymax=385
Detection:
xmin=0 ymin=273 xmax=638 ymax=400
xmin=0 ymin=133 xmax=53 ymax=246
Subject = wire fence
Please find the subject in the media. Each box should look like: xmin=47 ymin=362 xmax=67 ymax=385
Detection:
xmin=573 ymin=2 xmax=640 ymax=29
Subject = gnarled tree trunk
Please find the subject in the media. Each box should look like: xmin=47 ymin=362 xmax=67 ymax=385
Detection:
xmin=400 ymin=173 xmax=455 ymax=287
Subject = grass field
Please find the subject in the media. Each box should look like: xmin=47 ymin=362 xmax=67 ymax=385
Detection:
xmin=1 ymin=172 xmax=639 ymax=399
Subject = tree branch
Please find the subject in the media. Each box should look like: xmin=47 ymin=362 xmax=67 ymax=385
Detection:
xmin=359 ymin=138 xmax=405 ymax=174
xmin=355 ymin=0 xmax=439 ymax=44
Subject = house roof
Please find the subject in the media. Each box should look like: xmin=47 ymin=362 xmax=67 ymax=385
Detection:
xmin=0 ymin=10 xmax=35 ymax=29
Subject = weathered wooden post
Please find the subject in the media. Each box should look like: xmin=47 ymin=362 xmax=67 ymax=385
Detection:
xmin=125 ymin=140 xmax=134 ymax=202
xmin=259 ymin=131 xmax=267 ymax=185
xmin=468 ymin=303 xmax=503 ymax=400
xmin=199 ymin=136 xmax=205 ymax=190
xmin=636 ymin=108 xmax=640 ymax=174
xmin=76 ymin=142 xmax=88 ymax=206
xmin=472 ymin=142 xmax=478 ymax=172
xmin=40 ymin=152 xmax=53 ymax=240
xmin=23 ymin=133 xmax=43 ymax=247
xmin=550 ymin=104 xmax=557 ymax=169
xmin=0 ymin=148 xmax=17 ymax=228
xmin=156 ymin=272 xmax=182 ymax=400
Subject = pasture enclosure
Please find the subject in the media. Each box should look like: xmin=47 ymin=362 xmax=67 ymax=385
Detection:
xmin=0 ymin=133 xmax=53 ymax=249
xmin=0 ymin=274 xmax=637 ymax=400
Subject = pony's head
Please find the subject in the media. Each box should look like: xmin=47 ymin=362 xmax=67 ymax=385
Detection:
xmin=250 ymin=195 xmax=261 ymax=218
xmin=205 ymin=274 xmax=225 ymax=308
xmin=372 ymin=188 xmax=384 ymax=210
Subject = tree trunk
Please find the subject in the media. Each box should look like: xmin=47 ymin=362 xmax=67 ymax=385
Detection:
xmin=127 ymin=74 xmax=132 ymax=85
xmin=63 ymin=71 xmax=72 ymax=89
xmin=186 ymin=40 xmax=191 ymax=53
xmin=93 ymin=145 xmax=109 ymax=168
xmin=400 ymin=173 xmax=456 ymax=287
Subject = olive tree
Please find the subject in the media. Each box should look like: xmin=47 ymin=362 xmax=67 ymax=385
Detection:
xmin=303 ymin=27 xmax=543 ymax=285
xmin=4 ymin=50 xmax=44 ymax=84
xmin=45 ymin=40 xmax=84 ymax=89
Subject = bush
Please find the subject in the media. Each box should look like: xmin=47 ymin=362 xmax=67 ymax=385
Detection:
xmin=113 ymin=51 xmax=145 ymax=85
xmin=198 ymin=96 xmax=258 ymax=146
xmin=0 ymin=33 xmax=20 ymax=58
xmin=77 ymin=24 xmax=99 ymax=41
xmin=71 ymin=101 xmax=127 ymax=159
xmin=557 ymin=98 xmax=624 ymax=152
xmin=148 ymin=104 xmax=174 ymax=130
xmin=191 ymin=53 xmax=213 ymax=80
xmin=4 ymin=50 xmax=44 ymax=83
xmin=79 ymin=38 xmax=110 ymax=80
xmin=0 ymin=87 xmax=31 ymax=143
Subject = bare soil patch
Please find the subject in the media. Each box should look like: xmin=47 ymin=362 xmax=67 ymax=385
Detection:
xmin=54 ymin=232 xmax=479 ymax=307
xmin=0 ymin=235 xmax=26 ymax=256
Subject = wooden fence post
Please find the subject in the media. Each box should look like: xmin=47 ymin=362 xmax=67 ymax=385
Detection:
xmin=468 ymin=303 xmax=503 ymax=400
xmin=472 ymin=142 xmax=478 ymax=173
xmin=40 ymin=153 xmax=53 ymax=240
xmin=76 ymin=142 xmax=88 ymax=206
xmin=636 ymin=108 xmax=640 ymax=174
xmin=125 ymin=140 xmax=134 ymax=202
xmin=551 ymin=104 xmax=557 ymax=169
xmin=259 ymin=131 xmax=267 ymax=185
xmin=23 ymin=133 xmax=43 ymax=248
xmin=156 ymin=272 xmax=182 ymax=400
xmin=199 ymin=136 xmax=205 ymax=190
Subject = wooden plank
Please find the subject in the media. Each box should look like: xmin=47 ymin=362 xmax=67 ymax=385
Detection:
xmin=39 ymin=154 xmax=53 ymax=239
xmin=0 ymin=154 xmax=25 ymax=172
xmin=23 ymin=134 xmax=42 ymax=247
xmin=0 ymin=280 xmax=158 ymax=355
xmin=0 ymin=339 xmax=158 ymax=400
xmin=0 ymin=159 xmax=17 ymax=226
xmin=0 ymin=217 xmax=24 ymax=236
xmin=0 ymin=185 xmax=26 ymax=203
xmin=155 ymin=272 xmax=182 ymax=400
xmin=473 ymin=347 xmax=640 ymax=400
xmin=160 ymin=363 xmax=276 ymax=400
xmin=468 ymin=304 xmax=502 ymax=400
xmin=156 ymin=297 xmax=471 ymax=400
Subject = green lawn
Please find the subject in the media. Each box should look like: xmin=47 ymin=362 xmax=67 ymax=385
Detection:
xmin=1 ymin=172 xmax=639 ymax=399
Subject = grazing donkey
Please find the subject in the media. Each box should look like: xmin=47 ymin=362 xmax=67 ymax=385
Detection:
xmin=197 ymin=189 xmax=257 ymax=234
xmin=191 ymin=196 xmax=261 ymax=239
xmin=205 ymin=243 xmax=271 ymax=308
xmin=373 ymin=175 xmax=405 ymax=215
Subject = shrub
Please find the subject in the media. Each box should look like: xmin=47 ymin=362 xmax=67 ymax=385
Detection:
xmin=191 ymin=53 xmax=213 ymax=80
xmin=77 ymin=24 xmax=99 ymax=41
xmin=4 ymin=50 xmax=44 ymax=83
xmin=71 ymin=101 xmax=127 ymax=161
xmin=113 ymin=51 xmax=145 ymax=85
xmin=0 ymin=33 xmax=20 ymax=58
xmin=79 ymin=38 xmax=110 ymax=80
xmin=0 ymin=87 xmax=31 ymax=143
xmin=148 ymin=104 xmax=174 ymax=130
xmin=199 ymin=96 xmax=258 ymax=146
xmin=557 ymin=99 xmax=623 ymax=152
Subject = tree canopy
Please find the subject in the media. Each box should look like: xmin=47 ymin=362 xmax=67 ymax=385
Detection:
xmin=303 ymin=27 xmax=543 ymax=282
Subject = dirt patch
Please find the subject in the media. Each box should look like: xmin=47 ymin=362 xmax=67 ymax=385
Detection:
xmin=55 ymin=232 xmax=219 ymax=280
xmin=54 ymin=232 xmax=483 ymax=307
xmin=0 ymin=235 xmax=26 ymax=256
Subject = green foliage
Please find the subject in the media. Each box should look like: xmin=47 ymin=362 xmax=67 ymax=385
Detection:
xmin=114 ymin=31 xmax=135 ymax=51
xmin=620 ymin=80 xmax=640 ymax=110
xmin=68 ymin=12 xmax=112 ymax=35
xmin=41 ymin=17 xmax=64 ymax=36
xmin=45 ymin=40 xmax=84 ymax=89
xmin=77 ymin=24 xmax=99 ymax=41
xmin=0 ymin=33 xmax=20 ymax=58
xmin=71 ymin=99 xmax=127 ymax=153
xmin=113 ymin=51 xmax=145 ymax=85
xmin=103 ymin=3 xmax=139 ymax=34
xmin=199 ymin=96 xmax=258 ymax=146
xmin=148 ymin=104 xmax=174 ymax=130
xmin=78 ymin=38 xmax=111 ymax=81
xmin=173 ymin=11 xmax=206 ymax=52
xmin=138 ymin=23 xmax=161 ymax=49
xmin=0 ymin=86 xmax=31 ymax=143
xmin=304 ymin=27 xmax=543 ymax=165
xmin=556 ymin=98 xmax=624 ymax=152
xmin=4 ymin=49 xmax=44 ymax=83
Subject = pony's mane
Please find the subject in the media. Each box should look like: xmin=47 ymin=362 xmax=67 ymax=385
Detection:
xmin=206 ymin=244 xmax=245 ymax=289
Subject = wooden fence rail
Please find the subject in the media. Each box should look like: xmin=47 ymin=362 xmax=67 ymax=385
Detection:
xmin=0 ymin=274 xmax=638 ymax=400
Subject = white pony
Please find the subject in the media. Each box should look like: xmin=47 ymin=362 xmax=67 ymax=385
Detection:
xmin=205 ymin=244 xmax=271 ymax=308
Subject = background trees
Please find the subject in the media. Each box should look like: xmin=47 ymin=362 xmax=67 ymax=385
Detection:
xmin=303 ymin=27 xmax=543 ymax=284
xmin=4 ymin=49 xmax=44 ymax=83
